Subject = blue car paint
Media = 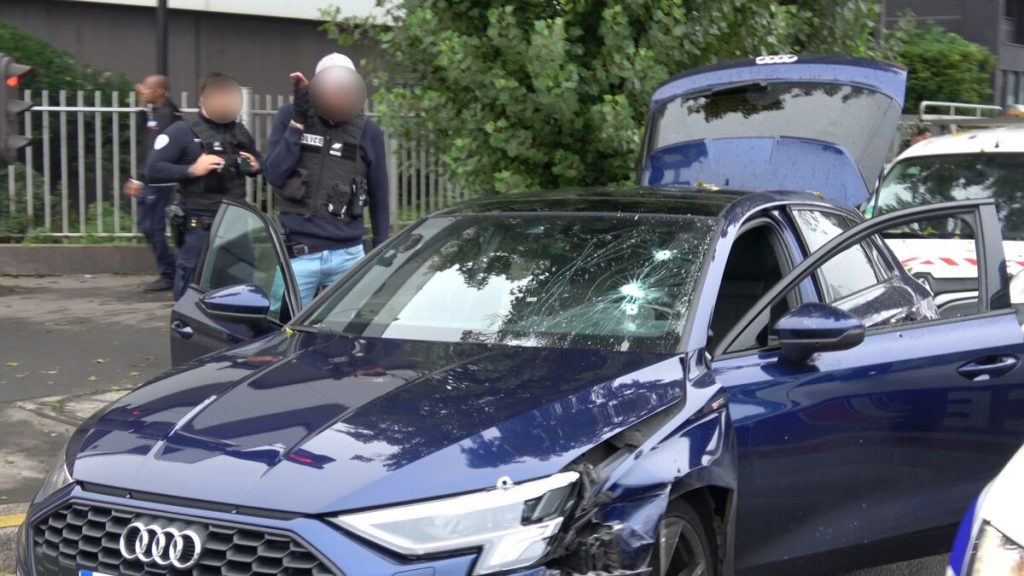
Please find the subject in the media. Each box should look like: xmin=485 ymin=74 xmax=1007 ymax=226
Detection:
xmin=717 ymin=311 xmax=1024 ymax=571
xmin=200 ymin=284 xmax=273 ymax=316
xmin=772 ymin=302 xmax=864 ymax=341
xmin=948 ymin=497 xmax=979 ymax=576
xmin=650 ymin=57 xmax=907 ymax=109
xmin=68 ymin=332 xmax=708 ymax=514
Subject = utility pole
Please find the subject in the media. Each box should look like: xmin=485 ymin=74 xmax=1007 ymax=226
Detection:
xmin=156 ymin=0 xmax=168 ymax=75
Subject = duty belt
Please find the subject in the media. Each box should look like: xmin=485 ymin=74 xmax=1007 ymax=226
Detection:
xmin=185 ymin=216 xmax=215 ymax=231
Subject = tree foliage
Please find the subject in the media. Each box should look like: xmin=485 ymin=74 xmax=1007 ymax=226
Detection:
xmin=324 ymin=1 xmax=899 ymax=194
xmin=0 ymin=21 xmax=131 ymax=95
xmin=896 ymin=22 xmax=996 ymax=114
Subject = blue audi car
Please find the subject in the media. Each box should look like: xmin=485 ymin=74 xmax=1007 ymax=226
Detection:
xmin=18 ymin=58 xmax=1024 ymax=576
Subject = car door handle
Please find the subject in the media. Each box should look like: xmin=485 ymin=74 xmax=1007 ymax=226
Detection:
xmin=171 ymin=320 xmax=194 ymax=340
xmin=957 ymin=355 xmax=1020 ymax=381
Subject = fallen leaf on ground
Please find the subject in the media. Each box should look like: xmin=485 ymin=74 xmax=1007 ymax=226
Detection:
xmin=87 ymin=375 xmax=98 ymax=381
xmin=5 ymin=361 xmax=18 ymax=367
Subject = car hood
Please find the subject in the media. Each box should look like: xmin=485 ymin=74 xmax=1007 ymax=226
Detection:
xmin=68 ymin=331 xmax=684 ymax=514
xmin=641 ymin=56 xmax=907 ymax=206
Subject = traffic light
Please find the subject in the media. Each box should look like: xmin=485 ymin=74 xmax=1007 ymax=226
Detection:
xmin=0 ymin=53 xmax=33 ymax=167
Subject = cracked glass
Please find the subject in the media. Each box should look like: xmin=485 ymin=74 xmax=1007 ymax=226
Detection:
xmin=306 ymin=214 xmax=717 ymax=353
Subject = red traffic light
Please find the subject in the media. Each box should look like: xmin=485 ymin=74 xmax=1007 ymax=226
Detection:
xmin=5 ymin=76 xmax=18 ymax=88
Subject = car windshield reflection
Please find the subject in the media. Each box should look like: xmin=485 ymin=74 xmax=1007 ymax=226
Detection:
xmin=302 ymin=214 xmax=717 ymax=353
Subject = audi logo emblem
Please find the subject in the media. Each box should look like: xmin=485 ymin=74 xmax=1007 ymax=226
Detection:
xmin=119 ymin=522 xmax=204 ymax=569
xmin=755 ymin=54 xmax=799 ymax=65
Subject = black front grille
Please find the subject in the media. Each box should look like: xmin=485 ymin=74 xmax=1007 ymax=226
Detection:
xmin=32 ymin=502 xmax=337 ymax=576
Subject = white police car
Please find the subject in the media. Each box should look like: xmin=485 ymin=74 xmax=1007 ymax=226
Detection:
xmin=948 ymin=444 xmax=1024 ymax=575
xmin=866 ymin=123 xmax=1024 ymax=315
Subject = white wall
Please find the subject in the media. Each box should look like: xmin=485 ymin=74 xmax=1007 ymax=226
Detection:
xmin=62 ymin=0 xmax=383 ymax=21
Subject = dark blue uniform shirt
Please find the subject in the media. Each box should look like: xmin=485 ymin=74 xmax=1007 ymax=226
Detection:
xmin=146 ymin=114 xmax=262 ymax=217
xmin=264 ymin=104 xmax=390 ymax=249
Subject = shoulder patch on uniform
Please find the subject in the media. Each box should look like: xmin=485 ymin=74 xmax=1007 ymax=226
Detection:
xmin=154 ymin=134 xmax=170 ymax=150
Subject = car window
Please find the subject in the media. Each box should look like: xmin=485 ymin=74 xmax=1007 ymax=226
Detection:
xmin=199 ymin=204 xmax=289 ymax=322
xmin=791 ymin=209 xmax=881 ymax=302
xmin=304 ymin=214 xmax=718 ymax=354
xmin=873 ymin=153 xmax=1024 ymax=241
xmin=710 ymin=223 xmax=794 ymax=353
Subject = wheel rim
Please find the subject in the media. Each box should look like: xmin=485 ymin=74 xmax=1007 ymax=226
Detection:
xmin=660 ymin=516 xmax=709 ymax=576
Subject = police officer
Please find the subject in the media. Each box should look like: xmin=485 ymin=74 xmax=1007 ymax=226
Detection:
xmin=264 ymin=53 xmax=389 ymax=308
xmin=146 ymin=72 xmax=262 ymax=301
xmin=123 ymin=74 xmax=181 ymax=292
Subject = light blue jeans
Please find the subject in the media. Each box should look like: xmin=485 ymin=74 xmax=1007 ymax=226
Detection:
xmin=290 ymin=245 xmax=365 ymax=309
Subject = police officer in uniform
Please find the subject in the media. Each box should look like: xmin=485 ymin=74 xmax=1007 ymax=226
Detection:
xmin=264 ymin=53 xmax=389 ymax=308
xmin=122 ymin=74 xmax=181 ymax=292
xmin=146 ymin=72 xmax=262 ymax=301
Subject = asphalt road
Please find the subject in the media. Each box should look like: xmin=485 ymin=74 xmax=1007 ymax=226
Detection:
xmin=0 ymin=274 xmax=946 ymax=575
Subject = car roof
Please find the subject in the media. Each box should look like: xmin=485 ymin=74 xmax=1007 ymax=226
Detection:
xmin=433 ymin=186 xmax=840 ymax=220
xmin=896 ymin=126 xmax=1024 ymax=161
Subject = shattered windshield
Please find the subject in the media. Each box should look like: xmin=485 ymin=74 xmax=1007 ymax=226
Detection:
xmin=304 ymin=214 xmax=716 ymax=353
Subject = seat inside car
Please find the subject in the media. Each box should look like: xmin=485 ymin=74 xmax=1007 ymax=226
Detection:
xmin=708 ymin=224 xmax=787 ymax=352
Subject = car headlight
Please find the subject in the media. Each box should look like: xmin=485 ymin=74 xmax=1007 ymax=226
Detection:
xmin=970 ymin=522 xmax=1024 ymax=576
xmin=32 ymin=448 xmax=72 ymax=505
xmin=329 ymin=472 xmax=578 ymax=575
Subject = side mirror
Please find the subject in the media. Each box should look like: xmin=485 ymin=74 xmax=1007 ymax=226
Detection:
xmin=774 ymin=303 xmax=865 ymax=364
xmin=199 ymin=284 xmax=272 ymax=323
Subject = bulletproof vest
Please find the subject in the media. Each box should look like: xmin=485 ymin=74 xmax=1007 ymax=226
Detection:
xmin=180 ymin=116 xmax=251 ymax=212
xmin=276 ymin=111 xmax=368 ymax=221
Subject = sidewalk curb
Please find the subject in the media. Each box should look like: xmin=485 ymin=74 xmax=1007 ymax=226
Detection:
xmin=0 ymin=245 xmax=157 ymax=275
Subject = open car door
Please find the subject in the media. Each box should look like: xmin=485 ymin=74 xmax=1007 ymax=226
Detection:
xmin=711 ymin=199 xmax=1024 ymax=571
xmin=169 ymin=201 xmax=301 ymax=366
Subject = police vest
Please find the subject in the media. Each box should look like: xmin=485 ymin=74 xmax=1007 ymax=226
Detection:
xmin=180 ymin=117 xmax=252 ymax=212
xmin=275 ymin=111 xmax=368 ymax=220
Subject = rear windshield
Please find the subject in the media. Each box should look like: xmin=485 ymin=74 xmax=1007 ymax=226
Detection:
xmin=873 ymin=153 xmax=1024 ymax=241
xmin=303 ymin=214 xmax=717 ymax=353
xmin=647 ymin=82 xmax=901 ymax=185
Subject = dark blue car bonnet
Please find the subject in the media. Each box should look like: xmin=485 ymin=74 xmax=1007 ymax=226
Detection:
xmin=66 ymin=331 xmax=685 ymax=514
xmin=641 ymin=57 xmax=907 ymax=206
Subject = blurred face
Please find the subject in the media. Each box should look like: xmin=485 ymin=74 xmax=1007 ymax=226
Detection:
xmin=136 ymin=76 xmax=166 ymax=106
xmin=201 ymin=83 xmax=242 ymax=124
xmin=310 ymin=66 xmax=367 ymax=123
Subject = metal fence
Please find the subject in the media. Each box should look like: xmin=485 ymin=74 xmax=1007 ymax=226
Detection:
xmin=0 ymin=88 xmax=467 ymax=239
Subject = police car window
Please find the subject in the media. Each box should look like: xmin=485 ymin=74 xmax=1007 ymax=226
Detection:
xmin=199 ymin=205 xmax=289 ymax=321
xmin=874 ymin=153 xmax=1024 ymax=241
xmin=791 ymin=209 xmax=881 ymax=302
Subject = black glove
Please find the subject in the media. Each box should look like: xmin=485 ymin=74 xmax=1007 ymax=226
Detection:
xmin=292 ymin=82 xmax=311 ymax=124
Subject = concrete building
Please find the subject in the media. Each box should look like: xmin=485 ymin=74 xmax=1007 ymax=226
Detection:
xmin=883 ymin=0 xmax=1024 ymax=106
xmin=0 ymin=0 xmax=380 ymax=98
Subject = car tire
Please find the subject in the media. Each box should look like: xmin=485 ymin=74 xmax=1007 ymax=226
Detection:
xmin=654 ymin=499 xmax=718 ymax=576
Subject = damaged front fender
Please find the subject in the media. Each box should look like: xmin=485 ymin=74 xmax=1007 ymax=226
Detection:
xmin=547 ymin=369 xmax=736 ymax=576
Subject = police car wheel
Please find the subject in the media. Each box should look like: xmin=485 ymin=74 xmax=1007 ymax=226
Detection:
xmin=655 ymin=500 xmax=717 ymax=576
